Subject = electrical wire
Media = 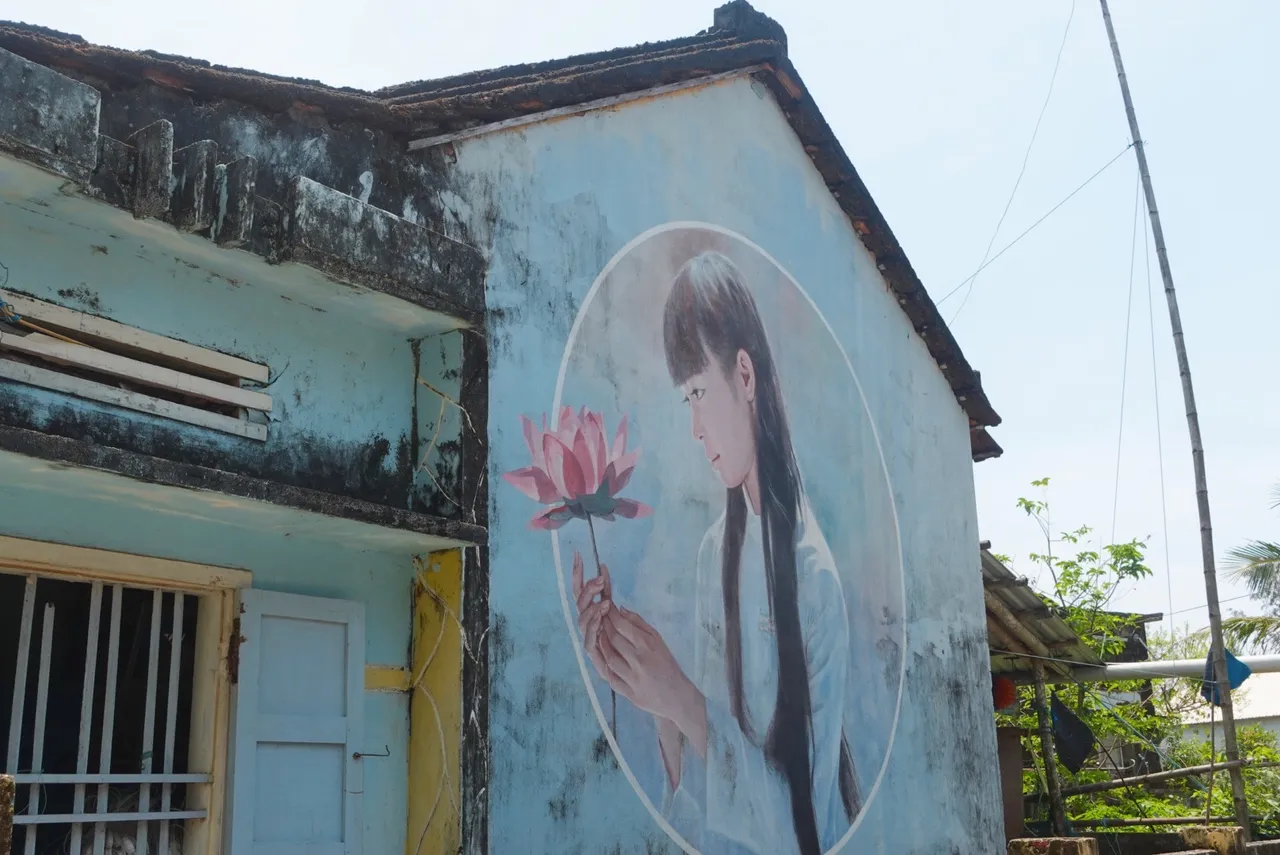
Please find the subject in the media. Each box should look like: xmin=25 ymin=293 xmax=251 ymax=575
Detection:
xmin=1110 ymin=171 xmax=1143 ymax=545
xmin=935 ymin=142 xmax=1136 ymax=307
xmin=1166 ymin=593 xmax=1251 ymax=618
xmin=945 ymin=0 xmax=1077 ymax=323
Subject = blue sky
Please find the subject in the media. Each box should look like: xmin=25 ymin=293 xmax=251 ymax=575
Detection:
xmin=8 ymin=0 xmax=1277 ymax=637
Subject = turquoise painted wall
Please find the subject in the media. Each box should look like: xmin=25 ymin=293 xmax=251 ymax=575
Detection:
xmin=0 ymin=167 xmax=469 ymax=855
xmin=452 ymin=76 xmax=1001 ymax=854
xmin=0 ymin=452 xmax=422 ymax=855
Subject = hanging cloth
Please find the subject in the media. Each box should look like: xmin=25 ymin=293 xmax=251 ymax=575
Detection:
xmin=1050 ymin=693 xmax=1096 ymax=775
xmin=1200 ymin=648 xmax=1252 ymax=706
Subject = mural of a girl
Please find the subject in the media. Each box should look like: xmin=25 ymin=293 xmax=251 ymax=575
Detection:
xmin=572 ymin=251 xmax=860 ymax=855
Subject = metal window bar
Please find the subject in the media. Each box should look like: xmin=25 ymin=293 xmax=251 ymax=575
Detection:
xmin=158 ymin=595 xmax=184 ymax=855
xmin=3 ymin=574 xmax=206 ymax=855
xmin=24 ymin=604 xmax=55 ymax=855
xmin=6 ymin=576 xmax=36 ymax=774
xmin=94 ymin=584 xmax=123 ymax=855
xmin=137 ymin=589 xmax=162 ymax=855
xmin=69 ymin=582 xmax=103 ymax=855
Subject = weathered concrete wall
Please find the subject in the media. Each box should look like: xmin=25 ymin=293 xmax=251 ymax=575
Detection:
xmin=0 ymin=44 xmax=493 ymax=526
xmin=451 ymin=75 xmax=1001 ymax=853
xmin=0 ymin=156 xmax=466 ymax=517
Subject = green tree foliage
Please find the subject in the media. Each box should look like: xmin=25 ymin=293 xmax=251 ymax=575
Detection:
xmin=1221 ymin=484 xmax=1280 ymax=653
xmin=996 ymin=479 xmax=1280 ymax=833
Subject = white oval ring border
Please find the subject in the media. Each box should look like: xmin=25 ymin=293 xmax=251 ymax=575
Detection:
xmin=551 ymin=221 xmax=907 ymax=855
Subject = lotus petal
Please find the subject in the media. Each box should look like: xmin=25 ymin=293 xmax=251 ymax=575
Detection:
xmin=556 ymin=406 xmax=580 ymax=444
xmin=530 ymin=505 xmax=575 ymax=530
xmin=502 ymin=466 xmax=559 ymax=503
xmin=611 ymin=414 xmax=629 ymax=462
xmin=613 ymin=498 xmax=653 ymax=519
xmin=543 ymin=432 xmax=586 ymax=500
xmin=605 ymin=451 xmax=639 ymax=495
xmin=573 ymin=426 xmax=599 ymax=495
xmin=581 ymin=410 xmax=609 ymax=491
xmin=520 ymin=414 xmax=545 ymax=470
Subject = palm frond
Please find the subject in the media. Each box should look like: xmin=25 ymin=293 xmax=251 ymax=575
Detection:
xmin=1224 ymin=541 xmax=1280 ymax=601
xmin=1221 ymin=615 xmax=1280 ymax=654
xmin=1271 ymin=481 xmax=1280 ymax=510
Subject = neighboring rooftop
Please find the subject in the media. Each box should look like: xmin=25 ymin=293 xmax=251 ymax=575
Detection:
xmin=0 ymin=1 xmax=1001 ymax=457
xmin=983 ymin=546 xmax=1104 ymax=679
xmin=1185 ymin=672 xmax=1280 ymax=726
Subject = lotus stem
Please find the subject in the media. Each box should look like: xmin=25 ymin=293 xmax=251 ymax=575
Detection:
xmin=585 ymin=513 xmax=617 ymax=735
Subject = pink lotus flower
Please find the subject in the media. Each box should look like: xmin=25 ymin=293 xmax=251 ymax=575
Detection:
xmin=504 ymin=406 xmax=652 ymax=530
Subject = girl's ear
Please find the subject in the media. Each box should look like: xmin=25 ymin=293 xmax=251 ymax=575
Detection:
xmin=737 ymin=349 xmax=756 ymax=404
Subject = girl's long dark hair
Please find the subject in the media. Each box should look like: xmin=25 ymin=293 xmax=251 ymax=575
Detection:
xmin=662 ymin=251 xmax=859 ymax=854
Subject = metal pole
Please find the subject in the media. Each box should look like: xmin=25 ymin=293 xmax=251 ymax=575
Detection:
xmin=1097 ymin=0 xmax=1250 ymax=837
xmin=1033 ymin=663 xmax=1068 ymax=835
xmin=1044 ymin=653 xmax=1280 ymax=683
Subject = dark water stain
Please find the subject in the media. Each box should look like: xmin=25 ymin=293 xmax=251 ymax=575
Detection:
xmin=547 ymin=767 xmax=587 ymax=823
xmin=56 ymin=284 xmax=103 ymax=313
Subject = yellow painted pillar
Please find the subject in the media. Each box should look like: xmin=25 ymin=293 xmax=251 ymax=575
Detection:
xmin=406 ymin=549 xmax=464 ymax=855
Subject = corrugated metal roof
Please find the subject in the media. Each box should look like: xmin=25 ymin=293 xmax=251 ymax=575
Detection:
xmin=982 ymin=548 xmax=1103 ymax=678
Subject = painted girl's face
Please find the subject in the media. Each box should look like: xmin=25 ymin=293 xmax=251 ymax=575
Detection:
xmin=680 ymin=348 xmax=756 ymax=490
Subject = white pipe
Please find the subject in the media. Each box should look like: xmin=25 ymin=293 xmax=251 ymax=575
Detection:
xmin=1068 ymin=654 xmax=1280 ymax=683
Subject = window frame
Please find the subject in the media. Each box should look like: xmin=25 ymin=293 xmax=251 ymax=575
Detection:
xmin=0 ymin=534 xmax=251 ymax=855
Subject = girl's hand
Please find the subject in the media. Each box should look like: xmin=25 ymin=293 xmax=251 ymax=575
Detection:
xmin=572 ymin=550 xmax=614 ymax=681
xmin=600 ymin=607 xmax=704 ymax=738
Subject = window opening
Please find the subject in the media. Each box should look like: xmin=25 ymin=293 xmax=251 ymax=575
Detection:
xmin=1 ymin=572 xmax=202 ymax=855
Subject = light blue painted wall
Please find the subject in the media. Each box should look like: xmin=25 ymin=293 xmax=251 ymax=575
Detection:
xmin=453 ymin=76 xmax=1001 ymax=854
xmin=0 ymin=457 xmax=419 ymax=855
xmin=0 ymin=156 xmax=476 ymax=855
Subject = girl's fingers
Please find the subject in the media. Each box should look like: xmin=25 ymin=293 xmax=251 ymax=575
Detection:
xmin=576 ymin=575 xmax=606 ymax=614
xmin=600 ymin=563 xmax=613 ymax=600
xmin=610 ymin=608 xmax=655 ymax=648
xmin=571 ymin=550 xmax=584 ymax=598
xmin=599 ymin=627 xmax=634 ymax=682
xmin=578 ymin=599 xmax=610 ymax=637
xmin=602 ymin=618 xmax=642 ymax=667
xmin=618 ymin=606 xmax=659 ymax=640
xmin=585 ymin=627 xmax=609 ymax=677
xmin=584 ymin=602 xmax=610 ymax=653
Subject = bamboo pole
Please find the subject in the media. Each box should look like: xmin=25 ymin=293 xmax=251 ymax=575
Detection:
xmin=1071 ymin=816 xmax=1246 ymax=828
xmin=1097 ymin=0 xmax=1250 ymax=837
xmin=1033 ymin=663 xmax=1068 ymax=835
xmin=1050 ymin=759 xmax=1262 ymax=798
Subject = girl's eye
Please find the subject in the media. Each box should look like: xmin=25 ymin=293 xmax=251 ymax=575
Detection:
xmin=692 ymin=389 xmax=705 ymax=400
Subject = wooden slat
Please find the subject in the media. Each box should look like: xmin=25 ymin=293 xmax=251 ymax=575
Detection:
xmin=1 ymin=291 xmax=269 ymax=383
xmin=0 ymin=331 xmax=271 ymax=412
xmin=0 ymin=535 xmax=252 ymax=592
xmin=0 ymin=359 xmax=268 ymax=442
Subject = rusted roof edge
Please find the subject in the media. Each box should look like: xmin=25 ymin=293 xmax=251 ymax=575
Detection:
xmin=0 ymin=2 xmax=1002 ymax=442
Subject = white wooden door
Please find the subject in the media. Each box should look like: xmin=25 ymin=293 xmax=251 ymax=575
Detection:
xmin=227 ymin=589 xmax=365 ymax=855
